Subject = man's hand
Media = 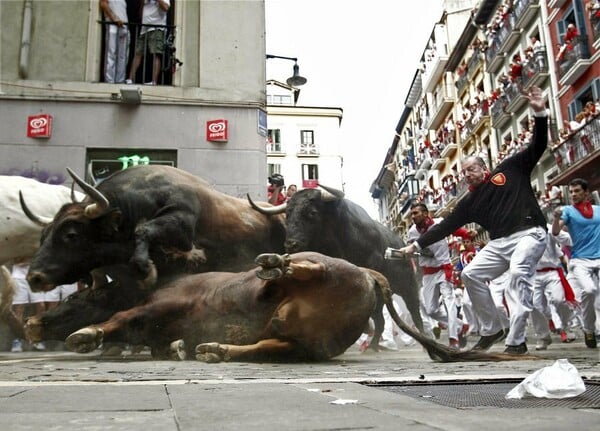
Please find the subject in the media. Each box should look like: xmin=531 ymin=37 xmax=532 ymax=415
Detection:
xmin=553 ymin=206 xmax=563 ymax=219
xmin=524 ymin=86 xmax=546 ymax=113
xmin=397 ymin=243 xmax=418 ymax=256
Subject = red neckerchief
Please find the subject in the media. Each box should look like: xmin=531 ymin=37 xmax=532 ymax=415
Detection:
xmin=468 ymin=171 xmax=491 ymax=192
xmin=574 ymin=200 xmax=593 ymax=219
xmin=416 ymin=217 xmax=435 ymax=234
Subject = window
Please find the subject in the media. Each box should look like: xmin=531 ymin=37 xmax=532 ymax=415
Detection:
xmin=300 ymin=130 xmax=317 ymax=154
xmin=567 ymin=79 xmax=599 ymax=119
xmin=100 ymin=0 xmax=178 ymax=85
xmin=86 ymin=148 xmax=177 ymax=184
xmin=268 ymin=163 xmax=281 ymax=178
xmin=267 ymin=129 xmax=282 ymax=152
xmin=302 ymin=164 xmax=319 ymax=186
xmin=267 ymin=94 xmax=292 ymax=105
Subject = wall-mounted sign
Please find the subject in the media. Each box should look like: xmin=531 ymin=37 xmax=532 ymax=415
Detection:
xmin=258 ymin=109 xmax=267 ymax=137
xmin=206 ymin=119 xmax=228 ymax=142
xmin=27 ymin=114 xmax=53 ymax=138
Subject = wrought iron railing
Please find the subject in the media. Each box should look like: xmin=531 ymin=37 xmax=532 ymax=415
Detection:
xmin=551 ymin=116 xmax=600 ymax=173
xmin=100 ymin=21 xmax=180 ymax=85
xmin=557 ymin=37 xmax=590 ymax=79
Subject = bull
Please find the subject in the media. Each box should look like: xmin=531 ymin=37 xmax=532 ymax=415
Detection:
xmin=247 ymin=186 xmax=423 ymax=348
xmin=0 ymin=175 xmax=84 ymax=265
xmin=21 ymin=165 xmax=286 ymax=292
xmin=59 ymin=252 xmax=533 ymax=362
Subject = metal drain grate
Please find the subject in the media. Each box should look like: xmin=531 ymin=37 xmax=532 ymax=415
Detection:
xmin=368 ymin=380 xmax=600 ymax=409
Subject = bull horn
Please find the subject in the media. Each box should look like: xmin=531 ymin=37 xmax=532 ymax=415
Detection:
xmin=246 ymin=193 xmax=287 ymax=215
xmin=66 ymin=167 xmax=110 ymax=218
xmin=19 ymin=191 xmax=53 ymax=226
xmin=70 ymin=182 xmax=83 ymax=203
xmin=318 ymin=184 xmax=344 ymax=201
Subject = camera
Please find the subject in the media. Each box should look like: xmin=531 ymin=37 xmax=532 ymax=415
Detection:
xmin=268 ymin=174 xmax=284 ymax=187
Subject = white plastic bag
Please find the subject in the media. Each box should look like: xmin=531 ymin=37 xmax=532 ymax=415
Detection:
xmin=506 ymin=359 xmax=586 ymax=399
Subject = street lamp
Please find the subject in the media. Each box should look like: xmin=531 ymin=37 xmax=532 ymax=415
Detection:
xmin=266 ymin=54 xmax=307 ymax=87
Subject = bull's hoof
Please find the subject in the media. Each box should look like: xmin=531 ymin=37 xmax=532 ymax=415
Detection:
xmin=100 ymin=344 xmax=125 ymax=357
xmin=65 ymin=327 xmax=104 ymax=354
xmin=169 ymin=339 xmax=186 ymax=361
xmin=195 ymin=342 xmax=230 ymax=363
xmin=255 ymin=253 xmax=285 ymax=268
xmin=255 ymin=267 xmax=284 ymax=280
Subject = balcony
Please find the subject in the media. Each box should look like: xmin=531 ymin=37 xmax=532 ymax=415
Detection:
xmin=497 ymin=13 xmax=521 ymax=54
xmin=558 ymin=38 xmax=592 ymax=86
xmin=100 ymin=21 xmax=178 ymax=86
xmin=466 ymin=49 xmax=483 ymax=79
xmin=266 ymin=142 xmax=283 ymax=154
xmin=591 ymin=10 xmax=600 ymax=44
xmin=485 ymin=38 xmax=505 ymax=74
xmin=427 ymin=81 xmax=455 ymax=130
xmin=548 ymin=0 xmax=568 ymax=7
xmin=514 ymin=0 xmax=540 ymax=29
xmin=432 ymin=156 xmax=447 ymax=170
xmin=490 ymin=96 xmax=511 ymax=128
xmin=505 ymin=80 xmax=528 ymax=113
xmin=455 ymin=73 xmax=469 ymax=96
xmin=422 ymin=48 xmax=450 ymax=94
xmin=551 ymin=118 xmax=600 ymax=183
xmin=440 ymin=142 xmax=458 ymax=158
xmin=521 ymin=50 xmax=549 ymax=89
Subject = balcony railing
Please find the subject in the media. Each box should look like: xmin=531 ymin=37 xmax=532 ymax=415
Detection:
xmin=100 ymin=21 xmax=178 ymax=85
xmin=591 ymin=8 xmax=600 ymax=42
xmin=552 ymin=117 xmax=600 ymax=174
xmin=514 ymin=0 xmax=540 ymax=29
xmin=521 ymin=50 xmax=548 ymax=89
xmin=557 ymin=37 xmax=591 ymax=84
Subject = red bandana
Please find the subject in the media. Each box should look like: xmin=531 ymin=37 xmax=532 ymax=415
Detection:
xmin=468 ymin=171 xmax=491 ymax=192
xmin=574 ymin=201 xmax=593 ymax=219
xmin=416 ymin=217 xmax=435 ymax=234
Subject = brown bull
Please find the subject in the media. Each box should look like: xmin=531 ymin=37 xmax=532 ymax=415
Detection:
xmin=64 ymin=252 xmax=536 ymax=362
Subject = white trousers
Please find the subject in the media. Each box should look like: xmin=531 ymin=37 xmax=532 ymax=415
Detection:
xmin=532 ymin=269 xmax=578 ymax=336
xmin=461 ymin=226 xmax=547 ymax=345
xmin=421 ymin=270 xmax=463 ymax=340
xmin=105 ymin=25 xmax=130 ymax=83
xmin=567 ymin=258 xmax=600 ymax=333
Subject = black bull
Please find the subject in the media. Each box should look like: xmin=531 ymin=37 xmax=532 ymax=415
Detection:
xmin=248 ymin=186 xmax=424 ymax=346
xmin=21 ymin=165 xmax=287 ymax=292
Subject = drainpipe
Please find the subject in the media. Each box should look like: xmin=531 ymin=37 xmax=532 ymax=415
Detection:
xmin=19 ymin=0 xmax=33 ymax=79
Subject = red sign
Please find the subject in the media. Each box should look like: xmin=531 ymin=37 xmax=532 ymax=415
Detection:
xmin=206 ymin=119 xmax=228 ymax=142
xmin=302 ymin=179 xmax=319 ymax=189
xmin=27 ymin=114 xmax=53 ymax=138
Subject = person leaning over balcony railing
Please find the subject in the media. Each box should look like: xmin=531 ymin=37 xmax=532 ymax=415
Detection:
xmin=394 ymin=86 xmax=549 ymax=355
xmin=126 ymin=0 xmax=170 ymax=86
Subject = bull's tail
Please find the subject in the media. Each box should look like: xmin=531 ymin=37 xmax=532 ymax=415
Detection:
xmin=366 ymin=269 xmax=539 ymax=362
xmin=0 ymin=265 xmax=26 ymax=339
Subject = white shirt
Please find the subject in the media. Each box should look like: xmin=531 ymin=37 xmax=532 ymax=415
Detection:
xmin=141 ymin=0 xmax=170 ymax=34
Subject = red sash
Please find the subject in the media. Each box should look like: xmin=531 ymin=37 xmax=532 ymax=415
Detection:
xmin=422 ymin=263 xmax=453 ymax=282
xmin=537 ymin=267 xmax=577 ymax=305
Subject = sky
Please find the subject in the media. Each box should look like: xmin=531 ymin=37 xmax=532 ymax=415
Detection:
xmin=265 ymin=0 xmax=444 ymax=218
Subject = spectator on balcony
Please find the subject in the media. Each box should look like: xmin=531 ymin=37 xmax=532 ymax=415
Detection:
xmin=552 ymin=178 xmax=600 ymax=348
xmin=395 ymin=86 xmax=549 ymax=355
xmin=126 ymin=0 xmax=171 ymax=86
xmin=565 ymin=23 xmax=579 ymax=44
xmin=457 ymin=59 xmax=468 ymax=77
xmin=509 ymin=54 xmax=523 ymax=83
xmin=100 ymin=0 xmax=129 ymax=84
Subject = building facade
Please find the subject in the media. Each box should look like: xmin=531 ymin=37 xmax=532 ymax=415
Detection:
xmin=372 ymin=0 xmax=600 ymax=242
xmin=0 ymin=0 xmax=269 ymax=199
xmin=266 ymin=81 xmax=344 ymax=192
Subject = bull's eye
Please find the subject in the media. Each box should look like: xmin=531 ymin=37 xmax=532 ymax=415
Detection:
xmin=61 ymin=227 xmax=79 ymax=244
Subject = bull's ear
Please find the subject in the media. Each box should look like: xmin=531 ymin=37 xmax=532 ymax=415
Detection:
xmin=107 ymin=210 xmax=122 ymax=232
xmin=99 ymin=210 xmax=122 ymax=236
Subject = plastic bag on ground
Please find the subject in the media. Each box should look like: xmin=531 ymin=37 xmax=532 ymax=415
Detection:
xmin=505 ymin=359 xmax=586 ymax=399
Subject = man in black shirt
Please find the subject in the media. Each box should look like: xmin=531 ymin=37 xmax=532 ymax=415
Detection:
xmin=396 ymin=86 xmax=548 ymax=355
